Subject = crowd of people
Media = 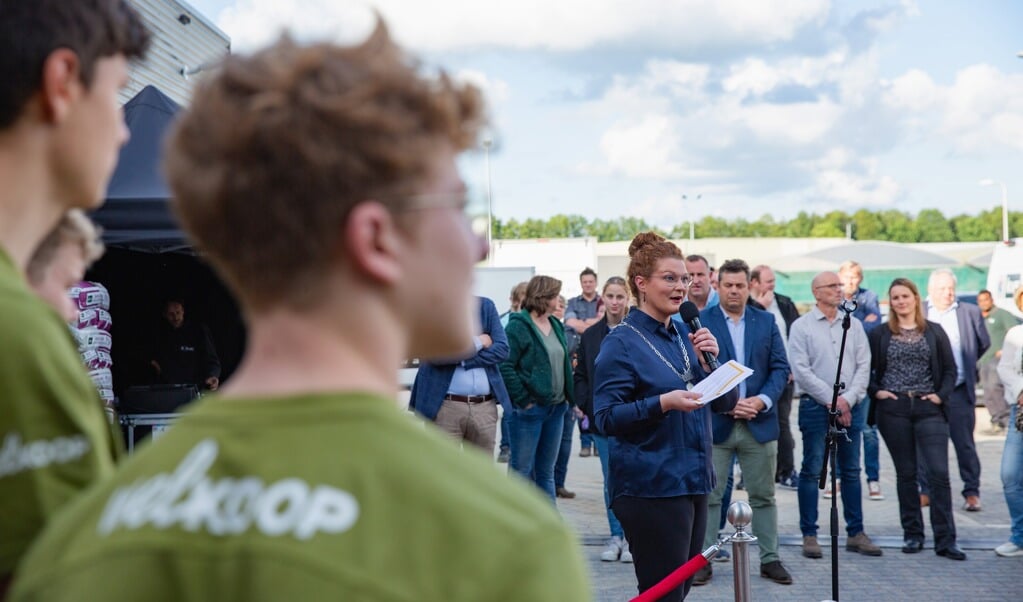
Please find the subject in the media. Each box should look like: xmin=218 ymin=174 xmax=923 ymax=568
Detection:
xmin=2 ymin=3 xmax=1023 ymax=602
xmin=416 ymin=240 xmax=1023 ymax=602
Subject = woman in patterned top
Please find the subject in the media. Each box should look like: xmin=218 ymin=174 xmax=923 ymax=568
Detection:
xmin=866 ymin=278 xmax=963 ymax=559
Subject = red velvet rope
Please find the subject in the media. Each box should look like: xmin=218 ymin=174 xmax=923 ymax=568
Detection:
xmin=629 ymin=554 xmax=709 ymax=602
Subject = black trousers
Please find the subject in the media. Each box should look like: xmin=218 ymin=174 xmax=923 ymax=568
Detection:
xmin=917 ymin=384 xmax=981 ymax=498
xmin=876 ymin=394 xmax=957 ymax=550
xmin=612 ymin=494 xmax=708 ymax=602
xmin=775 ymin=381 xmax=796 ymax=479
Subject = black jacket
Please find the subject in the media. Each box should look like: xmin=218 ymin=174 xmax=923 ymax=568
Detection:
xmin=748 ymin=292 xmax=799 ymax=337
xmin=573 ymin=316 xmax=612 ymax=435
xmin=866 ymin=321 xmax=956 ymax=425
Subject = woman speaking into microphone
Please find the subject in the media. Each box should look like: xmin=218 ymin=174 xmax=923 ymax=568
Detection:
xmin=594 ymin=232 xmax=738 ymax=601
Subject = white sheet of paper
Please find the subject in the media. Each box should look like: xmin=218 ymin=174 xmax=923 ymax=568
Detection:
xmin=692 ymin=360 xmax=754 ymax=404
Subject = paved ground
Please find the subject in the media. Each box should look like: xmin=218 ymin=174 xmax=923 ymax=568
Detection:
xmin=553 ymin=407 xmax=1022 ymax=601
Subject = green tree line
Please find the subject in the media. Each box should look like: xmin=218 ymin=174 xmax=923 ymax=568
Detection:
xmin=492 ymin=206 xmax=1023 ymax=243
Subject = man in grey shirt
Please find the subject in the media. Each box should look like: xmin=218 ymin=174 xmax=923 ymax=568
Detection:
xmin=789 ymin=271 xmax=881 ymax=559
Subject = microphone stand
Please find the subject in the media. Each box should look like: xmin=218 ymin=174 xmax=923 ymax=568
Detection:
xmin=818 ymin=302 xmax=854 ymax=602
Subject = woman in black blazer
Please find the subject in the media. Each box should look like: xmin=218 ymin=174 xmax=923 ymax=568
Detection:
xmin=574 ymin=276 xmax=631 ymax=562
xmin=867 ymin=278 xmax=963 ymax=560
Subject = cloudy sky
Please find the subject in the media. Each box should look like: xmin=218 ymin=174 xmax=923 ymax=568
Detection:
xmin=185 ymin=0 xmax=1023 ymax=230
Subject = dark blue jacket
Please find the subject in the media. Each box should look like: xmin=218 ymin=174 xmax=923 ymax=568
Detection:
xmin=850 ymin=287 xmax=882 ymax=334
xmin=955 ymin=302 xmax=990 ymax=404
xmin=700 ymin=304 xmax=789 ymax=444
xmin=409 ymin=297 xmax=511 ymax=418
xmin=594 ymin=307 xmax=737 ymax=501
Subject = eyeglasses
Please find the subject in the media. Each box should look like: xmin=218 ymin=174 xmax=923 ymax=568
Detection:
xmin=814 ymin=283 xmax=843 ymax=290
xmin=399 ymin=191 xmax=471 ymax=216
xmin=656 ymin=273 xmax=694 ymax=286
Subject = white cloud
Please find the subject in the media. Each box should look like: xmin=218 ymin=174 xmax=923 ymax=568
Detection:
xmin=599 ymin=115 xmax=684 ymax=179
xmin=215 ymin=0 xmax=830 ymax=53
xmin=732 ymin=100 xmax=844 ymax=145
xmin=884 ymin=63 xmax=1023 ymax=153
xmin=883 ymin=69 xmax=938 ymax=111
xmin=808 ymin=149 xmax=902 ymax=207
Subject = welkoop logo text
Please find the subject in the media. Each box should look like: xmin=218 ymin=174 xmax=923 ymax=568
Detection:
xmin=0 ymin=432 xmax=90 ymax=478
xmin=98 ymin=439 xmax=360 ymax=539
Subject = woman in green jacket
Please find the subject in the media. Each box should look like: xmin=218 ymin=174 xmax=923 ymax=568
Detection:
xmin=500 ymin=275 xmax=574 ymax=500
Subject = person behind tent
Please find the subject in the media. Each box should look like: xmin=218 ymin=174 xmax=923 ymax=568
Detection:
xmin=150 ymin=298 xmax=221 ymax=392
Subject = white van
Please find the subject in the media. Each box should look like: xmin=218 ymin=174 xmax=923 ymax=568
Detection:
xmin=986 ymin=239 xmax=1023 ymax=317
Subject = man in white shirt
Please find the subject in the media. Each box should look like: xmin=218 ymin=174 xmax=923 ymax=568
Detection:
xmin=921 ymin=269 xmax=989 ymax=511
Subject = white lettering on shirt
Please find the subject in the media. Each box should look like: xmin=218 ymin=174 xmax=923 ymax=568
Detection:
xmin=98 ymin=439 xmax=359 ymax=540
xmin=0 ymin=432 xmax=91 ymax=478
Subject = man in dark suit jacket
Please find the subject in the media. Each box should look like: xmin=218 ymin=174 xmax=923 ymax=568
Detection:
xmin=696 ymin=260 xmax=792 ymax=586
xmin=749 ymin=264 xmax=801 ymax=486
xmin=409 ymin=296 xmax=511 ymax=454
xmin=922 ymin=269 xmax=990 ymax=510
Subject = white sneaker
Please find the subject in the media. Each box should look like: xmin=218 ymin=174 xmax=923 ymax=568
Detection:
xmin=823 ymin=481 xmax=840 ymax=499
xmin=995 ymin=542 xmax=1023 ymax=557
xmin=868 ymin=481 xmax=884 ymax=500
xmin=600 ymin=536 xmax=623 ymax=561
xmin=620 ymin=539 xmax=633 ymax=563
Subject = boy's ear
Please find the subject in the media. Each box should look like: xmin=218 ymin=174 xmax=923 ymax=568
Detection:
xmin=38 ymin=48 xmax=83 ymax=124
xmin=342 ymin=201 xmax=404 ymax=286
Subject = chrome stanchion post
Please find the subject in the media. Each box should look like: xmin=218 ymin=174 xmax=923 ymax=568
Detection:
xmin=727 ymin=500 xmax=756 ymax=602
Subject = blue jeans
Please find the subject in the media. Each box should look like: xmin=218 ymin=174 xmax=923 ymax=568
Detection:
xmin=1002 ymin=405 xmax=1023 ymax=547
xmin=797 ymin=395 xmax=865 ymax=537
xmin=499 ymin=411 xmax=510 ymax=451
xmin=593 ymin=434 xmax=624 ymax=538
xmin=580 ymin=431 xmax=594 ymax=448
xmin=860 ymin=396 xmax=880 ymax=482
xmin=719 ymin=455 xmax=736 ymax=530
xmin=554 ymin=409 xmax=575 ymax=488
xmin=509 ymin=402 xmax=567 ymax=500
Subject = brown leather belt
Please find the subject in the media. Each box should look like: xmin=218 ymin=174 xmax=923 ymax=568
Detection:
xmin=445 ymin=394 xmax=495 ymax=403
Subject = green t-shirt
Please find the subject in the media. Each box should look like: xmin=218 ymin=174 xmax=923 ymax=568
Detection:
xmin=981 ymin=307 xmax=1020 ymax=362
xmin=0 ymin=249 xmax=121 ymax=577
xmin=11 ymin=393 xmax=590 ymax=601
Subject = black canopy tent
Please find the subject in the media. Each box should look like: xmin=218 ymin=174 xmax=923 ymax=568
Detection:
xmin=86 ymin=86 xmax=244 ymax=398
xmin=94 ymin=85 xmax=190 ymax=253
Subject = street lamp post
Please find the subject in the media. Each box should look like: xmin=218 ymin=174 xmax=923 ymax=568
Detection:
xmin=682 ymin=194 xmax=702 ymax=241
xmin=483 ymin=137 xmax=494 ymax=262
xmin=979 ymin=178 xmax=1010 ymax=243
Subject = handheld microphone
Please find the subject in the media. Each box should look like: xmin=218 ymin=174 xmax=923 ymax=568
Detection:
xmin=839 ymin=299 xmax=858 ymax=314
xmin=679 ymin=301 xmax=719 ymax=370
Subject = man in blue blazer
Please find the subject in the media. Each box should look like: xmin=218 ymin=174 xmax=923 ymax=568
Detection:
xmin=410 ymin=296 xmax=511 ymax=454
xmin=695 ymin=260 xmax=792 ymax=586
xmin=922 ymin=269 xmax=990 ymax=510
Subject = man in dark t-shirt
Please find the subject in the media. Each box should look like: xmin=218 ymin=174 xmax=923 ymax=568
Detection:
xmin=151 ymin=300 xmax=220 ymax=391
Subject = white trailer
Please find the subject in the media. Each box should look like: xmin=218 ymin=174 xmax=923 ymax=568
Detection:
xmin=488 ymin=238 xmax=599 ymax=299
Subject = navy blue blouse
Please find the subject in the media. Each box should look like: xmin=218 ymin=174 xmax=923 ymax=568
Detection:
xmin=594 ymin=307 xmax=737 ymax=501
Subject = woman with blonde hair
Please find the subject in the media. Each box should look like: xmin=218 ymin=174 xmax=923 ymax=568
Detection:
xmin=574 ymin=276 xmax=632 ymax=562
xmin=594 ymin=232 xmax=736 ymax=600
xmin=867 ymin=278 xmax=962 ymax=559
xmin=500 ymin=275 xmax=573 ymax=499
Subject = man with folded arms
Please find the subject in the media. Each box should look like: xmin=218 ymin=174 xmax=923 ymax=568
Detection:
xmin=410 ymin=296 xmax=510 ymax=454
